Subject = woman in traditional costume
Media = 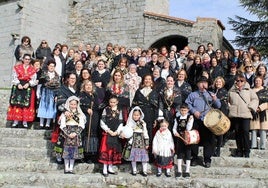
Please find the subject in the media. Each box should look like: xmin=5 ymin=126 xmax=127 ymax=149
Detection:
xmin=7 ymin=54 xmax=37 ymax=128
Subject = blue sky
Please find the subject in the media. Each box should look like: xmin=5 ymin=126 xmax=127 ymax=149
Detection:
xmin=169 ymin=0 xmax=257 ymax=48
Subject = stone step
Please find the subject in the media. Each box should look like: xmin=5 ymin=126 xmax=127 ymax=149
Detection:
xmin=0 ymin=127 xmax=52 ymax=139
xmin=0 ymin=137 xmax=53 ymax=149
xmin=1 ymin=157 xmax=268 ymax=176
xmin=0 ymin=171 xmax=266 ymax=188
xmin=200 ymin=147 xmax=268 ymax=158
xmin=0 ymin=147 xmax=52 ymax=161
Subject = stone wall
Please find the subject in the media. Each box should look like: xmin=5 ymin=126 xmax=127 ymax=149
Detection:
xmin=189 ymin=17 xmax=224 ymax=51
xmin=67 ymin=0 xmax=147 ymax=49
xmin=0 ymin=0 xmax=21 ymax=88
xmin=143 ymin=15 xmax=192 ymax=49
xmin=0 ymin=89 xmax=10 ymax=127
xmin=0 ymin=0 xmax=69 ymax=88
xmin=0 ymin=0 xmax=227 ymax=89
xmin=145 ymin=0 xmax=169 ymax=15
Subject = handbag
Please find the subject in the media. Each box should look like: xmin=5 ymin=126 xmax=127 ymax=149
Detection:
xmin=122 ymin=143 xmax=131 ymax=161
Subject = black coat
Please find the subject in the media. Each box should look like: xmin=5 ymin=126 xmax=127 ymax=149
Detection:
xmin=154 ymin=77 xmax=166 ymax=93
xmin=56 ymin=85 xmax=78 ymax=112
xmin=159 ymin=87 xmax=182 ymax=127
xmin=91 ymin=70 xmax=110 ymax=88
xmin=175 ymin=81 xmax=192 ymax=103
xmin=79 ymin=91 xmax=101 ymax=138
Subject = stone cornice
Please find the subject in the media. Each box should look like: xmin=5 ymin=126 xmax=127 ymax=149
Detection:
xmin=143 ymin=11 xmax=194 ymax=26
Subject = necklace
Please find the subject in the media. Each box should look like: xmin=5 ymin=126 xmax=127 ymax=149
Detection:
xmin=164 ymin=88 xmax=175 ymax=111
xmin=111 ymin=108 xmax=118 ymax=117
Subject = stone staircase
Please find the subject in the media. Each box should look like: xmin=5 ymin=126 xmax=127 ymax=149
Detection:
xmin=0 ymin=126 xmax=268 ymax=188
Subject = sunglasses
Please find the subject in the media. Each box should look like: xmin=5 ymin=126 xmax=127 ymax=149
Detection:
xmin=236 ymin=80 xmax=244 ymax=83
xmin=42 ymin=42 xmax=47 ymax=44
xmin=246 ymin=66 xmax=253 ymax=68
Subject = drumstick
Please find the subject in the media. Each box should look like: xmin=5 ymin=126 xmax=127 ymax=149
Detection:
xmin=176 ymin=134 xmax=188 ymax=144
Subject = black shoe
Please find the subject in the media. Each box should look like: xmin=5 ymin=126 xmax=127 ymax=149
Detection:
xmin=183 ymin=172 xmax=190 ymax=178
xmin=204 ymin=162 xmax=211 ymax=168
xmin=69 ymin=170 xmax=74 ymax=174
xmin=165 ymin=172 xmax=171 ymax=177
xmin=156 ymin=172 xmax=162 ymax=177
xmin=244 ymin=153 xmax=250 ymax=158
xmin=213 ymin=149 xmax=220 ymax=157
xmin=251 ymin=147 xmax=258 ymax=149
xmin=108 ymin=170 xmax=118 ymax=175
xmin=102 ymin=173 xmax=108 ymax=177
xmin=175 ymin=172 xmax=182 ymax=178
xmin=232 ymin=151 xmax=243 ymax=157
xmin=131 ymin=171 xmax=137 ymax=176
xmin=191 ymin=159 xmax=198 ymax=166
xmin=141 ymin=171 xmax=147 ymax=177
xmin=86 ymin=159 xmax=93 ymax=164
xmin=56 ymin=158 xmax=64 ymax=165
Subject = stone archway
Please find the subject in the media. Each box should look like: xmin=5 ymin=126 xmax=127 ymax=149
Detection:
xmin=150 ymin=35 xmax=188 ymax=51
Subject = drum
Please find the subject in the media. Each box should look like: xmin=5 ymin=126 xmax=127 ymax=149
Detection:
xmin=184 ymin=130 xmax=200 ymax=145
xmin=204 ymin=109 xmax=231 ymax=136
xmin=121 ymin=126 xmax=133 ymax=139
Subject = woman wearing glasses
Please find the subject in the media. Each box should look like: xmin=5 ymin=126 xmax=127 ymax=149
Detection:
xmin=243 ymin=61 xmax=256 ymax=88
xmin=14 ymin=36 xmax=34 ymax=63
xmin=228 ymin=74 xmax=259 ymax=158
xmin=35 ymin=40 xmax=52 ymax=61
xmin=7 ymin=54 xmax=37 ymax=128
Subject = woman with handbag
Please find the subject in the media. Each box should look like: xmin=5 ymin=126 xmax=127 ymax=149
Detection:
xmin=228 ymin=74 xmax=259 ymax=157
xmin=250 ymin=76 xmax=268 ymax=150
xmin=7 ymin=54 xmax=37 ymax=128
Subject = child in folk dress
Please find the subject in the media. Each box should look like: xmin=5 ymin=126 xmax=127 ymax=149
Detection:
xmin=152 ymin=119 xmax=175 ymax=177
xmin=122 ymin=106 xmax=149 ymax=176
xmin=59 ymin=96 xmax=86 ymax=174
xmin=99 ymin=96 xmax=124 ymax=177
xmin=173 ymin=103 xmax=194 ymax=178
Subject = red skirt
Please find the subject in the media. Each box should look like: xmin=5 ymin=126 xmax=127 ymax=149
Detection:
xmin=155 ymin=155 xmax=173 ymax=169
xmin=98 ymin=132 xmax=122 ymax=164
xmin=7 ymin=89 xmax=36 ymax=122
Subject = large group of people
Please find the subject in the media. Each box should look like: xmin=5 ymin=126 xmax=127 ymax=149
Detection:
xmin=6 ymin=36 xmax=268 ymax=178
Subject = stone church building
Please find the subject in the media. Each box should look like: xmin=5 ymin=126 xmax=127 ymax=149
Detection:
xmin=0 ymin=0 xmax=233 ymax=88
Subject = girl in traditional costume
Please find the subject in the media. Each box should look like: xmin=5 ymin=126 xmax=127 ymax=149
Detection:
xmin=122 ymin=106 xmax=149 ymax=176
xmin=152 ymin=119 xmax=174 ymax=177
xmin=99 ymin=96 xmax=123 ymax=177
xmin=59 ymin=96 xmax=86 ymax=174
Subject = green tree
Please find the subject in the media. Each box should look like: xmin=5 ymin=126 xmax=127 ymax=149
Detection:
xmin=228 ymin=0 xmax=268 ymax=57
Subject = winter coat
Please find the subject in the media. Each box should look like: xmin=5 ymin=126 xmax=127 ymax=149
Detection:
xmin=228 ymin=82 xmax=259 ymax=119
xmin=250 ymin=87 xmax=268 ymax=130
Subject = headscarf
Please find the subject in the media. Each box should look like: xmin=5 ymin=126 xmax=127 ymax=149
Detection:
xmin=126 ymin=106 xmax=145 ymax=129
xmin=59 ymin=96 xmax=86 ymax=128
